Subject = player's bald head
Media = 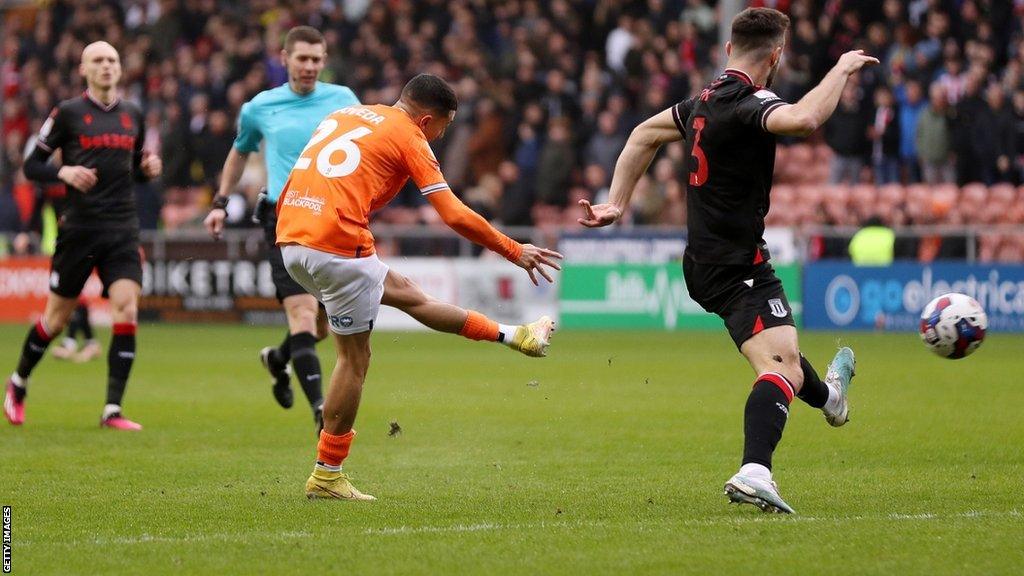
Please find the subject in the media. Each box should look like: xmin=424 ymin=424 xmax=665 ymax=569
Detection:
xmin=79 ymin=41 xmax=122 ymax=90
xmin=81 ymin=41 xmax=119 ymax=61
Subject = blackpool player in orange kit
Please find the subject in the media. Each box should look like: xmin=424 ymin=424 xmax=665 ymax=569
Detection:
xmin=276 ymin=74 xmax=563 ymax=500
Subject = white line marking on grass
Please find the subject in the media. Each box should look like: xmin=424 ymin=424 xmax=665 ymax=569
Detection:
xmin=363 ymin=509 xmax=1022 ymax=536
xmin=22 ymin=510 xmax=1021 ymax=546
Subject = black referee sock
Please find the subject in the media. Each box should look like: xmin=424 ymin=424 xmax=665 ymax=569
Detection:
xmin=16 ymin=320 xmax=57 ymax=381
xmin=106 ymin=323 xmax=136 ymax=406
xmin=67 ymin=307 xmax=83 ymax=341
xmin=796 ymin=354 xmax=829 ymax=409
xmin=77 ymin=304 xmax=95 ymax=341
xmin=289 ymin=332 xmax=323 ymax=410
xmin=742 ymin=374 xmax=794 ymax=470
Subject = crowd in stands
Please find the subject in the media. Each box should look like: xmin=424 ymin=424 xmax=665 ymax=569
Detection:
xmin=1 ymin=0 xmax=1023 ymax=257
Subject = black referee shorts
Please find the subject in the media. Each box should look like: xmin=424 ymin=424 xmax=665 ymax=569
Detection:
xmin=683 ymin=253 xmax=795 ymax=350
xmin=261 ymin=214 xmax=310 ymax=302
xmin=50 ymin=228 xmax=143 ymax=299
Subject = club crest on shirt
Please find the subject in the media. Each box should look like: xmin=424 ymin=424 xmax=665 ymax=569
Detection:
xmin=281 ymin=189 xmax=326 ymax=215
xmin=768 ymin=298 xmax=787 ymax=318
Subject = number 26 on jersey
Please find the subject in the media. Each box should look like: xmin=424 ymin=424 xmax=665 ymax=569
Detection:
xmin=293 ymin=118 xmax=371 ymax=178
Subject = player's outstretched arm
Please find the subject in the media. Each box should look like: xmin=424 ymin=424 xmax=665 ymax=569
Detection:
xmin=204 ymin=147 xmax=251 ymax=240
xmin=765 ymin=50 xmax=879 ymax=137
xmin=427 ymin=189 xmax=562 ymax=285
xmin=578 ymin=107 xmax=682 ymax=227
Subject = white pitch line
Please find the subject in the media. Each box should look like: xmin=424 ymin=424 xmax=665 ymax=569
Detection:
xmin=21 ymin=509 xmax=1021 ymax=547
xmin=363 ymin=509 xmax=1022 ymax=536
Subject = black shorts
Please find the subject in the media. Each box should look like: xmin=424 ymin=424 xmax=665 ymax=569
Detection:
xmin=683 ymin=253 xmax=795 ymax=349
xmin=50 ymin=228 xmax=143 ymax=298
xmin=262 ymin=215 xmax=309 ymax=302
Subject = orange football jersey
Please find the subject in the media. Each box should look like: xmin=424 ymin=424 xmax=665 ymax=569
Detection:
xmin=276 ymin=104 xmax=450 ymax=257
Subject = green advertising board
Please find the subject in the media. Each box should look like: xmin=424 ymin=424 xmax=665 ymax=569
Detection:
xmin=560 ymin=262 xmax=802 ymax=330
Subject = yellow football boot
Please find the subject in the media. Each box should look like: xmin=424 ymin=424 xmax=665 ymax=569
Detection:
xmin=305 ymin=468 xmax=376 ymax=501
xmin=510 ymin=316 xmax=555 ymax=357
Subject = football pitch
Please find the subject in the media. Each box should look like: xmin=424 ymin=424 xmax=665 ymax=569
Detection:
xmin=2 ymin=324 xmax=1021 ymax=575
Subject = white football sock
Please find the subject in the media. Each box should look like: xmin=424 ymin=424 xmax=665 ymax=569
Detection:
xmin=739 ymin=463 xmax=772 ymax=480
xmin=823 ymin=381 xmax=841 ymax=414
xmin=10 ymin=373 xmax=26 ymax=389
xmin=315 ymin=462 xmax=341 ymax=473
xmin=498 ymin=324 xmax=517 ymax=346
xmin=102 ymin=404 xmax=122 ymax=420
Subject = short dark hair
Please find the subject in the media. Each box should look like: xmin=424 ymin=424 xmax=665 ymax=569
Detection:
xmin=401 ymin=74 xmax=458 ymax=114
xmin=730 ymin=8 xmax=790 ymax=59
xmin=284 ymin=26 xmax=325 ymax=52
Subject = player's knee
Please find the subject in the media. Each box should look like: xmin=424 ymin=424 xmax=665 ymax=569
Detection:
xmin=287 ymin=305 xmax=318 ymax=333
xmin=767 ymin=349 xmax=803 ymax=392
xmin=111 ymin=301 xmax=138 ymax=323
xmin=386 ymin=274 xmax=428 ymax=308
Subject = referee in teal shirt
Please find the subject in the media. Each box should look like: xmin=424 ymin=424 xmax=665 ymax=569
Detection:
xmin=205 ymin=26 xmax=359 ymax=433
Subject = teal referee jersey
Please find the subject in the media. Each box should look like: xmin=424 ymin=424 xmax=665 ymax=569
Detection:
xmin=234 ymin=81 xmax=360 ymax=203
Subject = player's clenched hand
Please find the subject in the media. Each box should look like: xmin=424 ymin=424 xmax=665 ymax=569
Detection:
xmin=836 ymin=50 xmax=879 ymax=76
xmin=203 ymin=207 xmax=226 ymax=240
xmin=577 ymin=199 xmax=622 ymax=228
xmin=57 ymin=165 xmax=98 ymax=191
xmin=516 ymin=244 xmax=563 ymax=285
xmin=141 ymin=150 xmax=162 ymax=179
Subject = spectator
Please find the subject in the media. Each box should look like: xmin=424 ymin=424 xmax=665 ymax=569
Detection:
xmin=605 ymin=15 xmax=635 ymax=74
xmin=979 ymin=83 xmax=1016 ymax=184
xmin=871 ymin=86 xmax=901 ymax=184
xmin=535 ymin=118 xmax=574 ymax=207
xmin=935 ymin=56 xmax=967 ymax=105
xmin=896 ymin=79 xmax=926 ymax=182
xmin=916 ymin=83 xmax=954 ymax=184
xmin=583 ymin=111 xmax=626 ymax=180
xmin=826 ymin=84 xmax=869 ymax=184
xmin=953 ymin=74 xmax=988 ymax=184
xmin=466 ymin=98 xmax=506 ymax=184
xmin=1012 ymin=90 xmax=1024 ymax=183
xmin=498 ymin=161 xmax=534 ymax=226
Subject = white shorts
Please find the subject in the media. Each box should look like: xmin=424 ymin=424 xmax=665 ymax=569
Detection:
xmin=281 ymin=245 xmax=389 ymax=335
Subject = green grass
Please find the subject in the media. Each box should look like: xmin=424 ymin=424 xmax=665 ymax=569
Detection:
xmin=1 ymin=325 xmax=1022 ymax=575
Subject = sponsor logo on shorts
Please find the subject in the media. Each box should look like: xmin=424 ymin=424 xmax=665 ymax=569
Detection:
xmin=49 ymin=271 xmax=60 ymax=289
xmin=329 ymin=315 xmax=354 ymax=329
xmin=281 ymin=190 xmax=326 ymax=215
xmin=768 ymin=298 xmax=787 ymax=318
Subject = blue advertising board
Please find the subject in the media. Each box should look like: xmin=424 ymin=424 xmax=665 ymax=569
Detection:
xmin=804 ymin=262 xmax=1024 ymax=332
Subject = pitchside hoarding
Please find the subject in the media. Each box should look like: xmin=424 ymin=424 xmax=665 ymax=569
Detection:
xmin=557 ymin=228 xmax=801 ymax=330
xmin=804 ymin=262 xmax=1024 ymax=332
xmin=559 ymin=263 xmax=802 ymax=330
xmin=376 ymin=258 xmax=558 ymax=330
xmin=0 ymin=257 xmax=110 ymax=323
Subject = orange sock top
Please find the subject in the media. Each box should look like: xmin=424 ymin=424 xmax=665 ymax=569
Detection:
xmin=317 ymin=429 xmax=355 ymax=467
xmin=459 ymin=310 xmax=500 ymax=342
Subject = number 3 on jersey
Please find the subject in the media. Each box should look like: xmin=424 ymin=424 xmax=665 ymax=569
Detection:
xmin=294 ymin=118 xmax=372 ymax=178
xmin=689 ymin=116 xmax=708 ymax=187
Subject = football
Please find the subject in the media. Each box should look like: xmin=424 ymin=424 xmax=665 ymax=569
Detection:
xmin=919 ymin=293 xmax=988 ymax=359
